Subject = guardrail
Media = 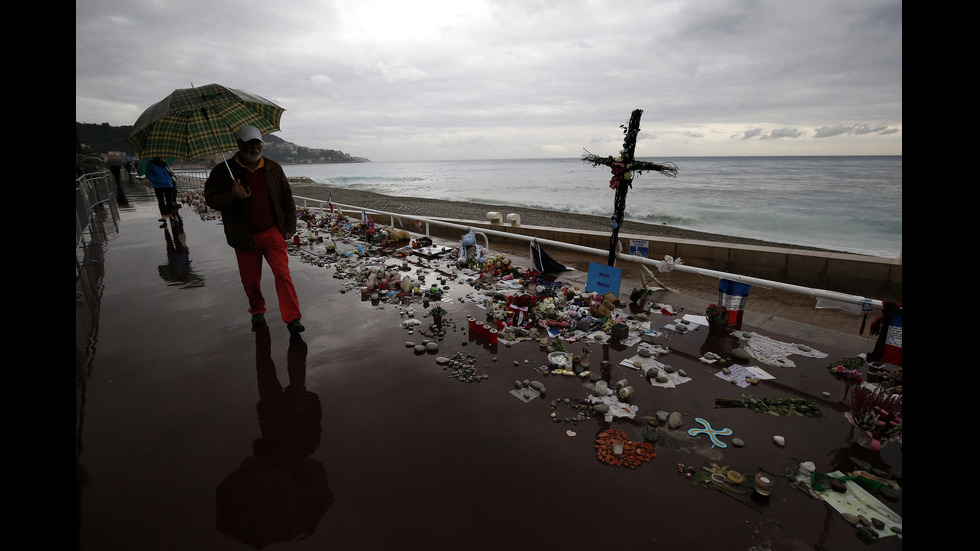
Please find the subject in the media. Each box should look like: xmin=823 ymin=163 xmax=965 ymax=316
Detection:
xmin=294 ymin=194 xmax=885 ymax=308
xmin=76 ymin=170 xmax=119 ymax=279
xmin=173 ymin=170 xmax=209 ymax=194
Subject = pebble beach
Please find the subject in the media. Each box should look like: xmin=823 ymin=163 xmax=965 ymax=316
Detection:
xmin=289 ymin=180 xmax=845 ymax=254
xmin=289 ymin=179 xmax=874 ymax=341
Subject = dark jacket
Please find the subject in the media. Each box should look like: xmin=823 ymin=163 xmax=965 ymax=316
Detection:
xmin=204 ymin=155 xmax=297 ymax=251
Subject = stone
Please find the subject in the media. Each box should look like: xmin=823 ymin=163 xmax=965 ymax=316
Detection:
xmin=849 ymin=457 xmax=872 ymax=471
xmin=656 ymin=375 xmax=669 ymax=384
xmin=663 ymin=365 xmax=676 ymax=374
xmin=655 ymin=411 xmax=669 ymax=423
xmin=426 ymin=342 xmax=439 ymax=351
xmin=677 ymin=369 xmax=687 ymax=378
xmin=797 ymin=344 xmax=812 ymax=352
xmin=638 ymin=347 xmax=651 ymax=357
xmin=831 ymin=479 xmax=847 ymax=493
xmin=871 ymin=518 xmax=885 ymax=530
xmin=414 ymin=344 xmax=426 ymax=353
xmin=842 ymin=513 xmax=860 ymax=525
xmin=529 ymin=380 xmax=545 ymax=391
xmin=436 ymin=356 xmax=450 ymax=365
xmin=855 ymin=527 xmax=877 ymax=544
xmin=593 ymin=403 xmax=610 ymax=413
xmin=731 ymin=348 xmax=751 ymax=361
xmin=773 ymin=435 xmax=785 ymax=447
xmin=878 ymin=485 xmax=900 ymax=502
xmin=890 ymin=526 xmax=902 ymax=534
xmin=722 ymin=367 xmax=731 ymax=375
xmin=667 ymin=411 xmax=684 ymax=429
xmin=731 ymin=437 xmax=745 ymax=448
xmin=857 ymin=515 xmax=871 ymax=528
xmin=405 ymin=341 xmax=415 ymax=347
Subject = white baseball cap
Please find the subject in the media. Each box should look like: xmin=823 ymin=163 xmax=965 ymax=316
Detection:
xmin=236 ymin=125 xmax=264 ymax=143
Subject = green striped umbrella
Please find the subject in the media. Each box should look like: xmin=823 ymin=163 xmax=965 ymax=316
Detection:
xmin=128 ymin=84 xmax=285 ymax=175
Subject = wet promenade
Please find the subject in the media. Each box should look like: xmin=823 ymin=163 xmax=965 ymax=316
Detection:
xmin=76 ymin=176 xmax=902 ymax=550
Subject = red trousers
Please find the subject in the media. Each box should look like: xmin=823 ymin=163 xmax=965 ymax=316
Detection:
xmin=234 ymin=225 xmax=301 ymax=323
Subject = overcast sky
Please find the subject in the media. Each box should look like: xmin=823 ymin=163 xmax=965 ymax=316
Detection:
xmin=76 ymin=0 xmax=902 ymax=162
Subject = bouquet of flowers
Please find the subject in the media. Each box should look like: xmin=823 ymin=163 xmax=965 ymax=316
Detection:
xmin=705 ymin=304 xmax=728 ymax=325
xmin=844 ymin=384 xmax=902 ymax=450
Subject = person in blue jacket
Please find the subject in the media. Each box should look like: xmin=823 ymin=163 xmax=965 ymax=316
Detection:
xmin=145 ymin=157 xmax=178 ymax=223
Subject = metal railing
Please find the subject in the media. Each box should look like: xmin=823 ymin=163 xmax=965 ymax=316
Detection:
xmin=294 ymin=194 xmax=884 ymax=309
xmin=173 ymin=170 xmax=209 ymax=194
xmin=76 ymin=170 xmax=119 ymax=279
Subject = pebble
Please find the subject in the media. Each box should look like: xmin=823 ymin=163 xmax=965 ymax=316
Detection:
xmin=663 ymin=365 xmax=676 ymax=374
xmin=731 ymin=348 xmax=751 ymax=361
xmin=878 ymin=485 xmax=900 ymax=502
xmin=796 ymin=344 xmax=812 ymax=352
xmin=405 ymin=341 xmax=415 ymax=347
xmin=842 ymin=513 xmax=860 ymax=525
xmin=831 ymin=479 xmax=847 ymax=493
xmin=436 ymin=356 xmax=450 ymax=365
xmin=855 ymin=527 xmax=877 ymax=543
xmin=871 ymin=518 xmax=885 ymax=530
xmin=638 ymin=347 xmax=651 ymax=357
xmin=773 ymin=435 xmax=785 ymax=447
xmin=593 ymin=403 xmax=610 ymax=413
xmin=722 ymin=367 xmax=731 ymax=375
xmin=849 ymin=457 xmax=872 ymax=471
xmin=414 ymin=344 xmax=426 ymax=353
xmin=677 ymin=369 xmax=687 ymax=378
xmin=668 ymin=411 xmax=684 ymax=429
xmin=426 ymin=342 xmax=438 ymax=351
xmin=731 ymin=437 xmax=745 ymax=448
xmin=857 ymin=515 xmax=871 ymax=528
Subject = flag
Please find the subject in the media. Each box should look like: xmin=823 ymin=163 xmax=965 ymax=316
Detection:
xmin=717 ymin=279 xmax=751 ymax=326
xmin=327 ymin=192 xmax=333 ymax=213
xmin=362 ymin=210 xmax=367 ymax=221
xmin=881 ymin=309 xmax=902 ymax=366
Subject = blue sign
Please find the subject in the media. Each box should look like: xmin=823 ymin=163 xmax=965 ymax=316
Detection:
xmin=586 ymin=262 xmax=622 ymax=296
xmin=629 ymin=239 xmax=649 ymax=258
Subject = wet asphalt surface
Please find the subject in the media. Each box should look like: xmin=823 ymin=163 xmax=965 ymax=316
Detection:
xmin=76 ymin=176 xmax=902 ymax=550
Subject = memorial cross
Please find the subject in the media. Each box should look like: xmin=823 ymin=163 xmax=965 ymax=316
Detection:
xmin=581 ymin=109 xmax=678 ymax=266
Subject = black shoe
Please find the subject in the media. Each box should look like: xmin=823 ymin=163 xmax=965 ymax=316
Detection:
xmin=287 ymin=319 xmax=305 ymax=335
xmin=251 ymin=313 xmax=267 ymax=330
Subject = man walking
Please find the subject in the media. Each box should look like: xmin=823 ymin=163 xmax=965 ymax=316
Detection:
xmin=204 ymin=125 xmax=305 ymax=335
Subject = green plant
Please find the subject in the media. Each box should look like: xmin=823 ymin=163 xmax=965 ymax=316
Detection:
xmin=429 ymin=305 xmax=447 ymax=318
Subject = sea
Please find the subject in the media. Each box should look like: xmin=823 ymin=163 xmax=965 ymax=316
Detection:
xmin=281 ymin=156 xmax=902 ymax=259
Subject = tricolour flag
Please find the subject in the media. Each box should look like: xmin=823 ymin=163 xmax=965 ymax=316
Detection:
xmin=718 ymin=279 xmax=751 ymax=326
xmin=881 ymin=309 xmax=902 ymax=366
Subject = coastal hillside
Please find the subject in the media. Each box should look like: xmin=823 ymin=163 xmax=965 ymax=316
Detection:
xmin=75 ymin=122 xmax=368 ymax=165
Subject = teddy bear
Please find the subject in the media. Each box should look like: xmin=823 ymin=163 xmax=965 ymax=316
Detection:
xmin=457 ymin=232 xmax=488 ymax=268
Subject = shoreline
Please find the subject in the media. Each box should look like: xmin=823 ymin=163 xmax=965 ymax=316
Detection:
xmin=288 ymin=179 xmax=882 ymax=340
xmin=289 ymin=180 xmax=850 ymax=255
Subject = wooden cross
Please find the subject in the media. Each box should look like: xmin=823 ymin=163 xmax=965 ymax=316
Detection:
xmin=582 ymin=109 xmax=678 ymax=266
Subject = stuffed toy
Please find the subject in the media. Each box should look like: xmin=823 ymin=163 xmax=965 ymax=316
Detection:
xmin=457 ymin=232 xmax=488 ymax=267
xmin=380 ymin=226 xmax=412 ymax=242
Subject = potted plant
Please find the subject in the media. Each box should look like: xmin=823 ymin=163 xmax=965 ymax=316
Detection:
xmin=705 ymin=304 xmax=729 ymax=326
xmin=429 ymin=305 xmax=447 ymax=325
xmin=843 ymin=384 xmax=902 ymax=451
